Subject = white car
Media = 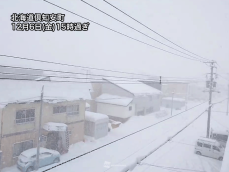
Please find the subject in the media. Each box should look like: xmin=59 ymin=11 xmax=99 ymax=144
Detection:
xmin=17 ymin=147 xmax=60 ymax=172
xmin=195 ymin=137 xmax=224 ymax=161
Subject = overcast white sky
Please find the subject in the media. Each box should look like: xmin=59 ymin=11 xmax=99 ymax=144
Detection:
xmin=0 ymin=0 xmax=228 ymax=82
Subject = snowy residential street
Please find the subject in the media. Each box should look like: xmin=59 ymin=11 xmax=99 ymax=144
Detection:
xmin=3 ymin=100 xmax=224 ymax=172
xmin=0 ymin=0 xmax=229 ymax=172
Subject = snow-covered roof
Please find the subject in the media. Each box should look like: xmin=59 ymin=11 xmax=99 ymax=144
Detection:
xmin=43 ymin=122 xmax=67 ymax=131
xmin=0 ymin=80 xmax=92 ymax=108
xmin=85 ymin=111 xmax=108 ymax=123
xmin=95 ymin=94 xmax=133 ymax=106
xmin=103 ymin=78 xmax=161 ymax=96
xmin=162 ymin=97 xmax=186 ymax=102
xmin=21 ymin=147 xmax=59 ymax=157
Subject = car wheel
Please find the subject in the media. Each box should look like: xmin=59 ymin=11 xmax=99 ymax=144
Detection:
xmin=27 ymin=167 xmax=34 ymax=172
xmin=54 ymin=157 xmax=60 ymax=163
xmin=218 ymin=157 xmax=223 ymax=161
xmin=196 ymin=151 xmax=201 ymax=155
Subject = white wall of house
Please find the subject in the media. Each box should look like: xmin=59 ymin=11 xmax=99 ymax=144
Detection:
xmin=97 ymin=102 xmax=135 ymax=119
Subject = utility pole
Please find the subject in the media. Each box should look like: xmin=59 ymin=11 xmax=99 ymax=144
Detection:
xmin=226 ymin=88 xmax=229 ymax=115
xmin=185 ymin=84 xmax=189 ymax=111
xmin=206 ymin=61 xmax=216 ymax=138
xmin=35 ymin=86 xmax=44 ymax=171
xmin=171 ymin=92 xmax=174 ymax=116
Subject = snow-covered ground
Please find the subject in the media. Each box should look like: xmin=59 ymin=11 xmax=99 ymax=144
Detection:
xmin=2 ymin=100 xmax=228 ymax=172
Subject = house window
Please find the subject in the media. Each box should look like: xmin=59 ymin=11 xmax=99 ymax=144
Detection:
xmin=13 ymin=140 xmax=33 ymax=157
xmin=16 ymin=109 xmax=35 ymax=124
xmin=53 ymin=106 xmax=66 ymax=114
xmin=67 ymin=105 xmax=79 ymax=115
xmin=129 ymin=106 xmax=132 ymax=111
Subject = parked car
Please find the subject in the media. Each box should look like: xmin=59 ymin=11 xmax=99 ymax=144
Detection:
xmin=17 ymin=147 xmax=60 ymax=172
xmin=195 ymin=137 xmax=224 ymax=161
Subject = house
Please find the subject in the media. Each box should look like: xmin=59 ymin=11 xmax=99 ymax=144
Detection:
xmin=96 ymin=94 xmax=134 ymax=122
xmin=84 ymin=111 xmax=109 ymax=139
xmin=0 ymin=80 xmax=92 ymax=168
xmin=91 ymin=78 xmax=161 ymax=122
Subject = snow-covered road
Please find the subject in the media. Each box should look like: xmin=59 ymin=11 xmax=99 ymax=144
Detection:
xmin=3 ymin=101 xmax=227 ymax=172
xmin=132 ymin=110 xmax=223 ymax=172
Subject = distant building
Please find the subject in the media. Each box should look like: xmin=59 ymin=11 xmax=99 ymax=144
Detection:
xmin=161 ymin=81 xmax=189 ymax=100
xmin=91 ymin=78 xmax=161 ymax=122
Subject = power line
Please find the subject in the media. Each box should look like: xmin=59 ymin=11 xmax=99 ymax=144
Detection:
xmin=103 ymin=0 xmax=210 ymax=62
xmin=81 ymin=0 xmax=206 ymax=62
xmin=42 ymin=102 xmax=207 ymax=172
xmin=131 ymin=110 xmax=207 ymax=172
xmin=141 ymin=163 xmax=206 ymax=172
xmin=42 ymin=1 xmax=203 ymax=63
xmin=0 ymin=71 xmax=156 ymax=83
xmin=0 ymin=71 xmax=205 ymax=83
xmin=0 ymin=65 xmax=207 ymax=83
xmin=0 ymin=65 xmax=158 ymax=81
xmin=0 ymin=54 xmax=158 ymax=78
xmin=0 ymin=77 xmax=160 ymax=84
xmin=0 ymin=65 xmax=206 ymax=84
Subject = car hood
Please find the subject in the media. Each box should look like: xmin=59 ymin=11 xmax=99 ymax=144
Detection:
xmin=18 ymin=155 xmax=31 ymax=163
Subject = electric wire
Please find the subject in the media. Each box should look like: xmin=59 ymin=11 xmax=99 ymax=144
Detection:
xmin=81 ymin=0 xmax=206 ymax=62
xmin=103 ymin=0 xmax=210 ymax=62
xmin=42 ymin=0 xmax=204 ymax=63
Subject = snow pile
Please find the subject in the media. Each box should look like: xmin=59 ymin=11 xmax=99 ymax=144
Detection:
xmin=85 ymin=111 xmax=109 ymax=123
xmin=43 ymin=122 xmax=67 ymax=131
xmin=103 ymin=78 xmax=161 ymax=96
xmin=96 ymin=93 xmax=133 ymax=106
xmin=21 ymin=147 xmax=59 ymax=158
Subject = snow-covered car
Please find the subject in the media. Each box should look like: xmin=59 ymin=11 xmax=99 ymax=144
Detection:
xmin=17 ymin=147 xmax=60 ymax=172
xmin=195 ymin=137 xmax=224 ymax=161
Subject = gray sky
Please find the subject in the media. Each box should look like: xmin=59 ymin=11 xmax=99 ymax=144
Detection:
xmin=0 ymin=0 xmax=228 ymax=82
